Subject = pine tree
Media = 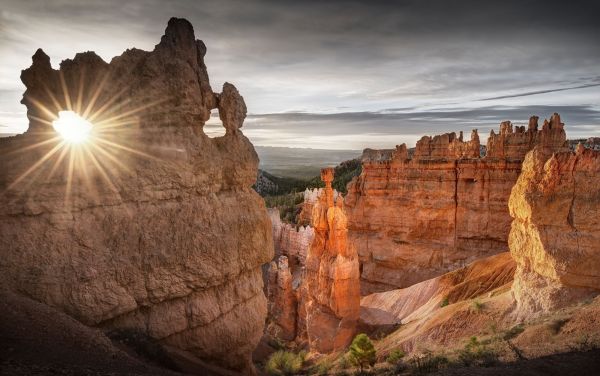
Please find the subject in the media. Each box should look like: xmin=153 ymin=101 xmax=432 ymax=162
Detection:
xmin=348 ymin=333 xmax=376 ymax=372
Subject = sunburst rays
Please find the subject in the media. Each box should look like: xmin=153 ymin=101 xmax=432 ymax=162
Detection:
xmin=3 ymin=68 xmax=169 ymax=207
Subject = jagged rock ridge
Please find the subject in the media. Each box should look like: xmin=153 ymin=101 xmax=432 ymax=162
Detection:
xmin=345 ymin=115 xmax=567 ymax=294
xmin=0 ymin=18 xmax=272 ymax=375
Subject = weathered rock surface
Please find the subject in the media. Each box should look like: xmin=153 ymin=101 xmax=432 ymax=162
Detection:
xmin=303 ymin=168 xmax=360 ymax=352
xmin=269 ymin=208 xmax=314 ymax=267
xmin=345 ymin=116 xmax=567 ymax=294
xmin=297 ymin=187 xmax=339 ymax=226
xmin=360 ymin=252 xmax=515 ymax=329
xmin=0 ymin=18 xmax=272 ymax=375
xmin=509 ymin=145 xmax=600 ymax=318
xmin=266 ymin=256 xmax=297 ymax=341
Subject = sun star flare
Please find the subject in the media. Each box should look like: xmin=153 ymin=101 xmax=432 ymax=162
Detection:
xmin=52 ymin=110 xmax=93 ymax=144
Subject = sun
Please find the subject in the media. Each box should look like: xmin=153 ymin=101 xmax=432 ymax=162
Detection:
xmin=52 ymin=110 xmax=93 ymax=144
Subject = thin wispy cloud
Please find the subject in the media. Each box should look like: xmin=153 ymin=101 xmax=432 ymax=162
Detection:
xmin=478 ymin=83 xmax=600 ymax=101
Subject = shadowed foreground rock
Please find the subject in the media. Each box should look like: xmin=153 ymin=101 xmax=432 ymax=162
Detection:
xmin=510 ymin=145 xmax=600 ymax=318
xmin=0 ymin=18 xmax=272 ymax=375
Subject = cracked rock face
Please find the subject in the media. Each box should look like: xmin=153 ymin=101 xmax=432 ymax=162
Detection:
xmin=509 ymin=146 xmax=600 ymax=318
xmin=0 ymin=17 xmax=272 ymax=375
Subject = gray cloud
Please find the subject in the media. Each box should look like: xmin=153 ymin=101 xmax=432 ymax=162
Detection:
xmin=1 ymin=0 xmax=599 ymax=148
xmin=215 ymin=105 xmax=600 ymax=149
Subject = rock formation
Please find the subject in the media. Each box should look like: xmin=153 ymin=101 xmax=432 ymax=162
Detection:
xmin=345 ymin=116 xmax=567 ymax=294
xmin=0 ymin=18 xmax=272 ymax=375
xmin=487 ymin=114 xmax=566 ymax=159
xmin=266 ymin=256 xmax=297 ymax=341
xmin=297 ymin=187 xmax=339 ymax=226
xmin=303 ymin=168 xmax=360 ymax=352
xmin=360 ymin=252 xmax=515 ymax=329
xmin=509 ymin=145 xmax=600 ymax=318
xmin=269 ymin=208 xmax=314 ymax=267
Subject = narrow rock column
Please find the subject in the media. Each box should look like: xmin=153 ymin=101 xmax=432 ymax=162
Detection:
xmin=304 ymin=168 xmax=360 ymax=352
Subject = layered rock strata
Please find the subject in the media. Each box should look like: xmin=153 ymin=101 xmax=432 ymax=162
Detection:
xmin=346 ymin=115 xmax=567 ymax=294
xmin=0 ymin=18 xmax=272 ymax=375
xmin=303 ymin=168 xmax=360 ymax=352
xmin=509 ymin=144 xmax=600 ymax=318
xmin=360 ymin=252 xmax=515 ymax=329
xmin=269 ymin=208 xmax=314 ymax=267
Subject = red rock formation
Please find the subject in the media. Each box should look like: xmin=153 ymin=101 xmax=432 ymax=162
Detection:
xmin=266 ymin=256 xmax=297 ymax=341
xmin=509 ymin=145 xmax=600 ymax=318
xmin=0 ymin=18 xmax=272 ymax=375
xmin=303 ymin=168 xmax=360 ymax=352
xmin=487 ymin=114 xmax=566 ymax=159
xmin=297 ymin=188 xmax=339 ymax=226
xmin=414 ymin=129 xmax=480 ymax=159
xmin=346 ymin=116 xmax=567 ymax=294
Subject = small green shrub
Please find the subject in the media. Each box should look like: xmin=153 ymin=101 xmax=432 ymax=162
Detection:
xmin=440 ymin=297 xmax=449 ymax=308
xmin=337 ymin=354 xmax=351 ymax=370
xmin=472 ymin=300 xmax=484 ymax=312
xmin=348 ymin=334 xmax=376 ymax=372
xmin=309 ymin=359 xmax=333 ymax=375
xmin=502 ymin=324 xmax=524 ymax=341
xmin=386 ymin=349 xmax=405 ymax=364
xmin=457 ymin=336 xmax=498 ymax=367
xmin=265 ymin=350 xmax=305 ymax=376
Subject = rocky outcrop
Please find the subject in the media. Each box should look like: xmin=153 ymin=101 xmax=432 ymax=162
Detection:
xmin=266 ymin=256 xmax=297 ymax=341
xmin=360 ymin=252 xmax=515 ymax=329
xmin=297 ymin=187 xmax=339 ymax=226
xmin=303 ymin=168 xmax=360 ymax=352
xmin=414 ymin=129 xmax=481 ymax=159
xmin=487 ymin=114 xmax=566 ymax=159
xmin=0 ymin=18 xmax=272 ymax=375
xmin=269 ymin=208 xmax=314 ymax=267
xmin=509 ymin=145 xmax=600 ymax=318
xmin=345 ymin=115 xmax=567 ymax=294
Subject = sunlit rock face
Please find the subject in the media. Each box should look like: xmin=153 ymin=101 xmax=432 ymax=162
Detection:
xmin=345 ymin=116 xmax=567 ymax=294
xmin=303 ymin=168 xmax=360 ymax=353
xmin=0 ymin=18 xmax=272 ymax=375
xmin=509 ymin=145 xmax=600 ymax=318
xmin=269 ymin=208 xmax=314 ymax=267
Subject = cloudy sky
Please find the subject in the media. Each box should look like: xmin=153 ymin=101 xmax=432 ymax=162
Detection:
xmin=1 ymin=0 xmax=599 ymax=149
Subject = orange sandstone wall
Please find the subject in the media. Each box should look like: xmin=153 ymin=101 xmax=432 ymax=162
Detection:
xmin=510 ymin=145 xmax=600 ymax=318
xmin=346 ymin=114 xmax=567 ymax=294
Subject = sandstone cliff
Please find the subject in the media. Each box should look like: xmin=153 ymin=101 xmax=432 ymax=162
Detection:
xmin=345 ymin=116 xmax=567 ymax=294
xmin=0 ymin=18 xmax=272 ymax=375
xmin=509 ymin=145 xmax=600 ymax=318
xmin=303 ymin=168 xmax=360 ymax=352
